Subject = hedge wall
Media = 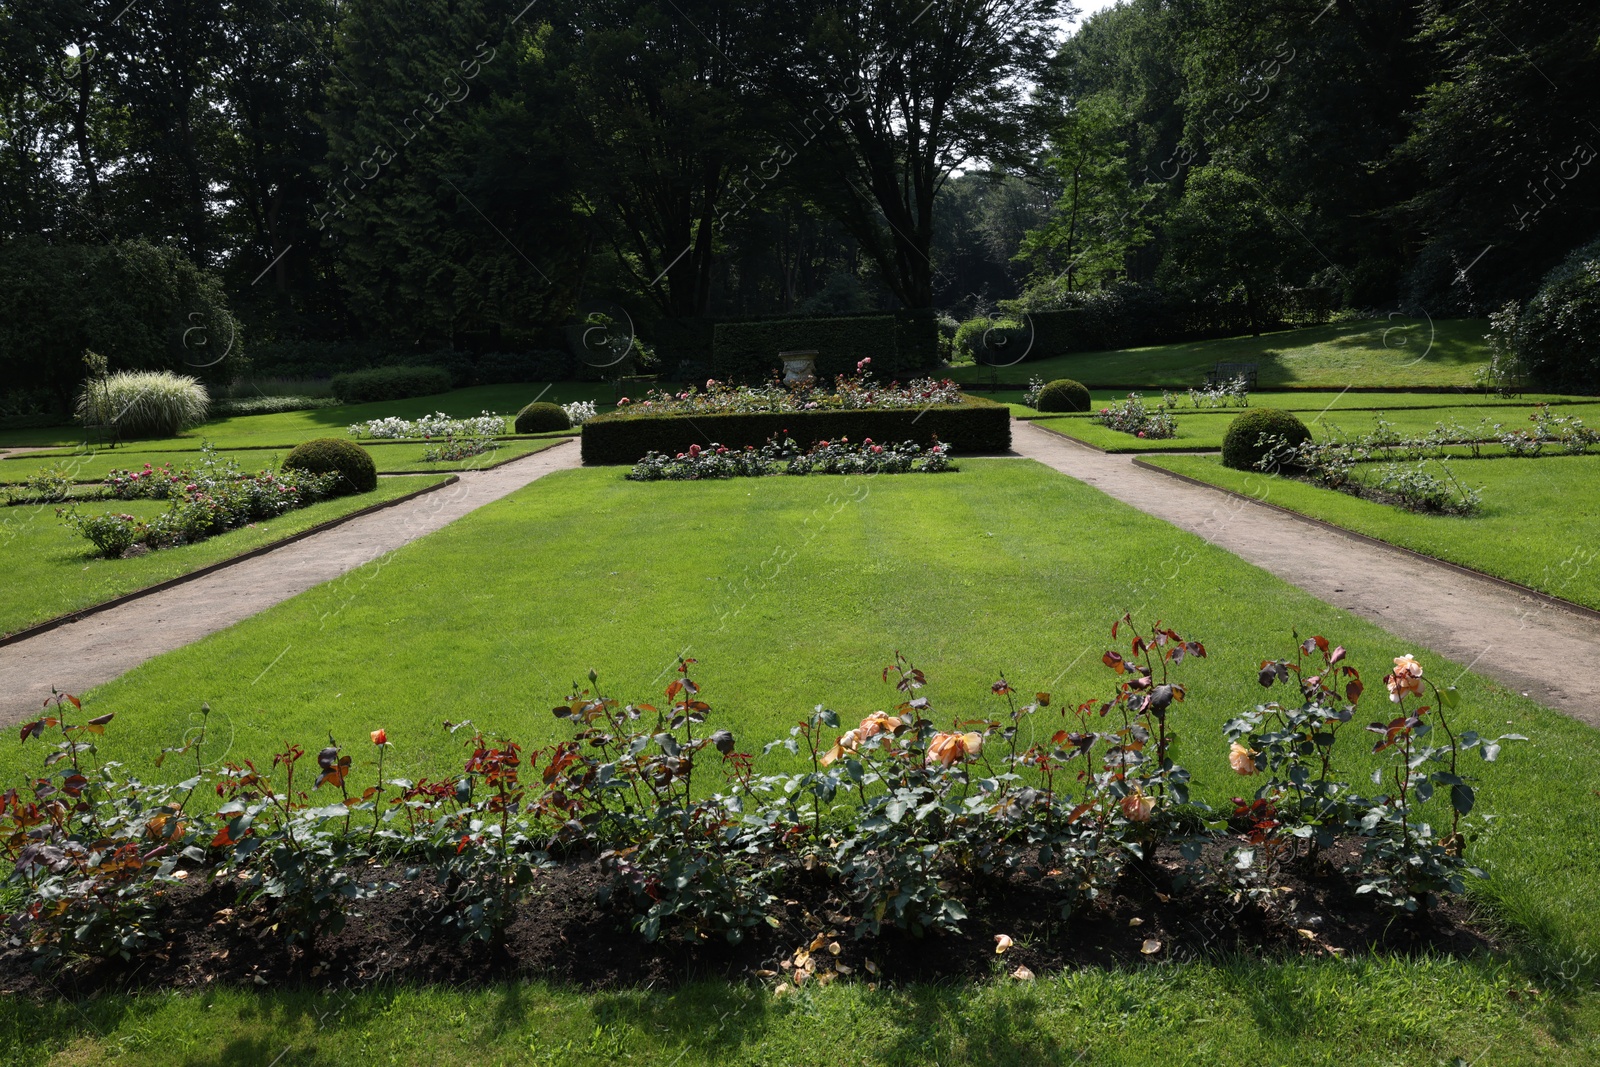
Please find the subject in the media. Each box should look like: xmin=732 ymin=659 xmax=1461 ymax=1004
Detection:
xmin=581 ymin=399 xmax=1011 ymax=465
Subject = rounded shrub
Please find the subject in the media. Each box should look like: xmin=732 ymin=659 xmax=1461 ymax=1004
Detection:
xmin=514 ymin=401 xmax=571 ymax=434
xmin=1035 ymin=378 xmax=1092 ymax=413
xmin=282 ymin=438 xmax=378 ymax=495
xmin=76 ymin=370 xmax=209 ymax=439
xmin=1222 ymin=408 xmax=1311 ymax=471
xmin=1508 ymin=236 xmax=1600 ymax=394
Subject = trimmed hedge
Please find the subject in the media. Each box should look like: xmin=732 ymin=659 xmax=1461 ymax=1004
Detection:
xmin=330 ymin=365 xmax=452 ymax=405
xmin=514 ymin=401 xmax=571 ymax=434
xmin=581 ymin=400 xmax=1011 ymax=465
xmin=282 ymin=438 xmax=378 ymax=494
xmin=1035 ymin=379 xmax=1091 ymax=413
xmin=1222 ymin=408 xmax=1311 ymax=471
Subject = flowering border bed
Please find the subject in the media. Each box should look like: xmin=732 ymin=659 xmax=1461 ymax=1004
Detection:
xmin=0 ymin=621 xmax=1520 ymax=993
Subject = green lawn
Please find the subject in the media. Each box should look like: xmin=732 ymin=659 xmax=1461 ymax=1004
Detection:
xmin=0 ymin=476 xmax=450 ymax=637
xmin=0 ymin=383 xmax=611 ymax=450
xmin=5 ymin=959 xmax=1595 ymax=1066
xmin=951 ymin=318 xmax=1499 ymax=389
xmin=1143 ymin=453 xmax=1600 ymax=611
xmin=4 ymin=458 xmax=1600 ymax=1061
xmin=0 ymin=437 xmax=568 ymax=483
xmin=1033 ymin=402 xmax=1600 ymax=453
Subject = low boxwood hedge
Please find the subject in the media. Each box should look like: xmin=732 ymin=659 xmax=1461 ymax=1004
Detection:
xmin=581 ymin=399 xmax=1011 ymax=465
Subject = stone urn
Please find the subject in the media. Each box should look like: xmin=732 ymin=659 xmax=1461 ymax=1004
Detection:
xmin=780 ymin=349 xmax=818 ymax=386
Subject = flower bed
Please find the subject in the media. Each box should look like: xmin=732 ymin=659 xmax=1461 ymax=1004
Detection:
xmin=1092 ymin=393 xmax=1178 ymax=439
xmin=58 ymin=448 xmax=340 ymax=557
xmin=347 ymin=411 xmax=506 ymax=440
xmin=0 ymin=623 xmax=1520 ymax=990
xmin=626 ymin=437 xmax=955 ymax=480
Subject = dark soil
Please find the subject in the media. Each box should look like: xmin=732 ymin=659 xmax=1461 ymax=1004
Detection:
xmin=0 ymin=837 xmax=1498 ymax=999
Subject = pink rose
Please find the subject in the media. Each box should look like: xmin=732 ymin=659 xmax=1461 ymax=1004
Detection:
xmin=689 ymin=444 xmax=702 ymax=458
xmin=871 ymin=445 xmax=882 ymax=454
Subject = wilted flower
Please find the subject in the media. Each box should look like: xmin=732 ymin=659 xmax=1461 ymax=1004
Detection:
xmin=1229 ymin=742 xmax=1257 ymax=775
xmin=928 ymin=731 xmax=983 ymax=767
xmin=1385 ymin=654 xmax=1424 ymax=703
xmin=821 ymin=712 xmax=898 ymax=766
xmin=1120 ymin=790 xmax=1155 ymax=823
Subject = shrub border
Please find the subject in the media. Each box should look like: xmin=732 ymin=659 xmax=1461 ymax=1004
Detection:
xmin=0 ymin=475 xmax=460 ymax=646
xmin=580 ymin=401 xmax=1011 ymax=465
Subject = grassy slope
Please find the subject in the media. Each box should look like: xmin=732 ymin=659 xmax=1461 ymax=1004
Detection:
xmin=4 ymin=460 xmax=1600 ymax=1062
xmin=0 ymin=383 xmax=612 ymax=450
xmin=1033 ymin=402 xmax=1600 ymax=453
xmin=951 ymin=318 xmax=1496 ymax=388
xmin=1143 ymin=453 xmax=1600 ymax=610
xmin=0 ymin=476 xmax=449 ymax=636
xmin=0 ymin=438 xmax=566 ymax=483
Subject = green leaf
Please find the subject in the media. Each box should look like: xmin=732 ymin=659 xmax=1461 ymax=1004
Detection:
xmin=1451 ymin=783 xmax=1475 ymax=815
xmin=1440 ymin=686 xmax=1461 ymax=709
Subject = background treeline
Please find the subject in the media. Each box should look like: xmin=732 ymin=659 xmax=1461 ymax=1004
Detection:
xmin=0 ymin=0 xmax=1596 ymax=406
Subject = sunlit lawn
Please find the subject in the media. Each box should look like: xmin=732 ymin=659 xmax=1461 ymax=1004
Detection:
xmin=0 ymin=475 xmax=449 ymax=636
xmin=952 ymin=317 xmax=1497 ymax=389
xmin=1143 ymin=453 xmax=1600 ymax=611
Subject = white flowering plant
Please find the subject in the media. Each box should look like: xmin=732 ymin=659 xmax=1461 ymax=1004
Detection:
xmin=347 ymin=411 xmax=507 ymax=439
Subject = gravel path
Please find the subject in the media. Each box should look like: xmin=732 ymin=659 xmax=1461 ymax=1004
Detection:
xmin=1011 ymin=421 xmax=1600 ymax=726
xmin=0 ymin=440 xmax=580 ymax=723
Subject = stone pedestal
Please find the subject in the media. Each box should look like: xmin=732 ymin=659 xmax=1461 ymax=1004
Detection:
xmin=779 ymin=350 xmax=818 ymax=386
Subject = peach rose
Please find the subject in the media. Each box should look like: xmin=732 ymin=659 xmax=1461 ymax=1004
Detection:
xmin=928 ymin=731 xmax=984 ymax=768
xmin=1386 ymin=653 xmax=1424 ymax=703
xmin=370 ymin=728 xmax=387 ymax=746
xmin=820 ymin=712 xmax=898 ymax=766
xmin=1120 ymin=790 xmax=1155 ymax=823
xmin=1229 ymin=742 xmax=1257 ymax=775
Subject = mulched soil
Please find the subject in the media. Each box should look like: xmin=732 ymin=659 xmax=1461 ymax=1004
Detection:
xmin=0 ymin=837 xmax=1498 ymax=999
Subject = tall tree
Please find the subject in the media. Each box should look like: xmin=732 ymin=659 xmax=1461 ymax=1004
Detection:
xmin=770 ymin=0 xmax=1069 ymax=308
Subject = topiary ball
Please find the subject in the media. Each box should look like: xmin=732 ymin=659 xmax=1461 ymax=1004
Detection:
xmin=1035 ymin=378 xmax=1092 ymax=413
xmin=514 ymin=401 xmax=572 ymax=435
xmin=1222 ymin=408 xmax=1312 ymax=471
xmin=282 ymin=438 xmax=378 ymax=495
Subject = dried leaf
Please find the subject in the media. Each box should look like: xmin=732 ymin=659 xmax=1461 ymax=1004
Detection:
xmin=1011 ymin=965 xmax=1035 ymax=981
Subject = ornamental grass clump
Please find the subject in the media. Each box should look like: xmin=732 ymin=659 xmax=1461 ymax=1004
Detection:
xmin=76 ymin=370 xmax=210 ymax=440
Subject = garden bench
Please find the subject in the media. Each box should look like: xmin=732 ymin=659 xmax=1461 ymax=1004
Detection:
xmin=1205 ymin=361 xmax=1258 ymax=389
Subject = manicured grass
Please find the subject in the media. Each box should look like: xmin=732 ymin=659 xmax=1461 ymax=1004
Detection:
xmin=1143 ymin=453 xmax=1600 ymax=611
xmin=4 ymin=960 xmax=1597 ymax=1066
xmin=0 ymin=475 xmax=450 ymax=637
xmin=15 ymin=461 xmax=1600 ymax=961
xmin=0 ymin=383 xmax=611 ymax=450
xmin=1034 ymin=402 xmax=1600 ymax=453
xmin=0 ymin=437 xmax=568 ymax=483
xmin=950 ymin=318 xmax=1498 ymax=388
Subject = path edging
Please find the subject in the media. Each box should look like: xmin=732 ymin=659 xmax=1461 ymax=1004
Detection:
xmin=0 ymin=475 xmax=461 ymax=649
xmin=1131 ymin=456 xmax=1600 ymax=626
